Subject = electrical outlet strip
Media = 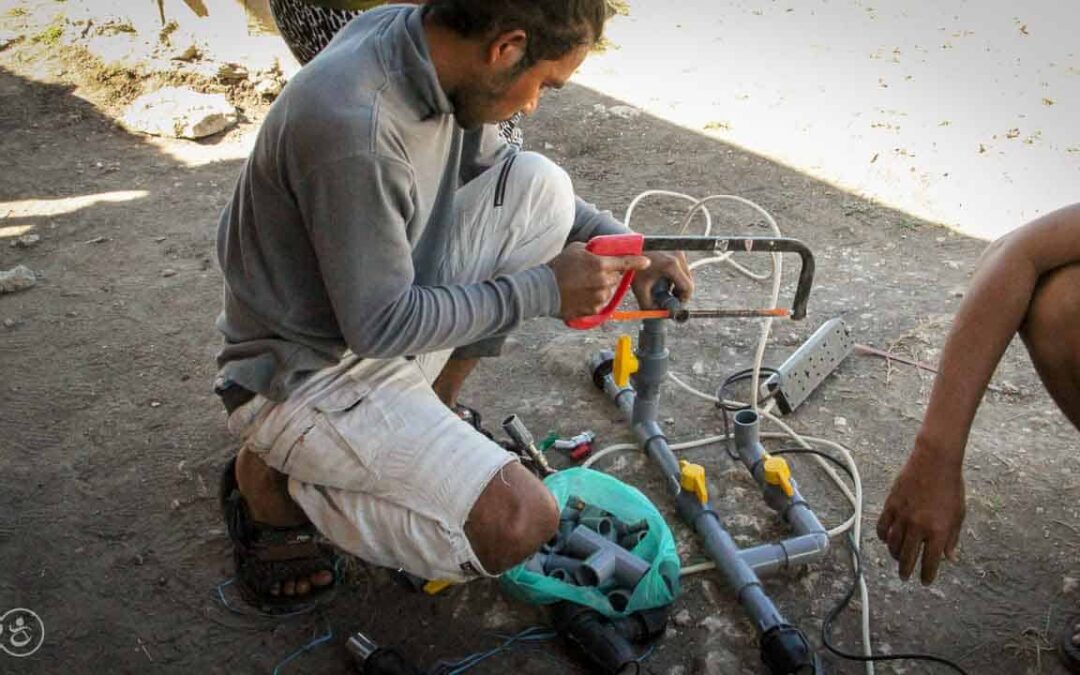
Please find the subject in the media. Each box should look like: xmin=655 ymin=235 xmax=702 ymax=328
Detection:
xmin=763 ymin=318 xmax=854 ymax=415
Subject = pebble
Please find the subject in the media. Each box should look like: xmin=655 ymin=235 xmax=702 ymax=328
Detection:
xmin=1063 ymin=576 xmax=1079 ymax=595
xmin=0 ymin=265 xmax=36 ymax=294
xmin=2 ymin=318 xmax=16 ymax=329
xmin=10 ymin=233 xmax=40 ymax=248
xmin=672 ymin=608 xmax=692 ymax=627
xmin=695 ymin=647 xmax=743 ymax=675
xmin=698 ymin=615 xmax=735 ymax=634
xmin=150 ymin=400 xmax=162 ymax=408
xmin=161 ymin=269 xmax=177 ymax=278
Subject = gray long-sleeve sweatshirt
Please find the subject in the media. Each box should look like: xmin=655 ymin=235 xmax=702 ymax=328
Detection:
xmin=215 ymin=5 xmax=628 ymax=402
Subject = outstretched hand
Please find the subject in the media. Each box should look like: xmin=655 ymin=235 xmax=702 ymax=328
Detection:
xmin=631 ymin=251 xmax=694 ymax=308
xmin=876 ymin=446 xmax=965 ymax=585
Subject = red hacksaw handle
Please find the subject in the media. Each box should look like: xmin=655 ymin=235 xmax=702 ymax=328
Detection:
xmin=565 ymin=233 xmax=645 ymax=330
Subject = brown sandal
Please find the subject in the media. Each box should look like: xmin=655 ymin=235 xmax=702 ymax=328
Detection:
xmin=219 ymin=458 xmax=339 ymax=614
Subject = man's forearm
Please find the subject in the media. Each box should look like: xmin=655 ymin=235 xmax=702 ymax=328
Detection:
xmin=916 ymin=246 xmax=1039 ymax=464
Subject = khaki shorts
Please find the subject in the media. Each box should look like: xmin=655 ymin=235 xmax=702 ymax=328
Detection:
xmin=226 ymin=152 xmax=575 ymax=581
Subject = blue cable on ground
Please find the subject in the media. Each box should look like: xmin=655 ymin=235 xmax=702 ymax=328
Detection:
xmin=439 ymin=626 xmax=559 ymax=675
xmin=271 ymin=618 xmax=334 ymax=675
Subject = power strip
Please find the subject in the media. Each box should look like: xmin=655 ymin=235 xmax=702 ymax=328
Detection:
xmin=763 ymin=318 xmax=854 ymax=414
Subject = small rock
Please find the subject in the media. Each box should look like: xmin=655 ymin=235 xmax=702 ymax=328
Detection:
xmin=672 ymin=608 xmax=692 ymax=627
xmin=154 ymin=236 xmax=167 ymax=243
xmin=150 ymin=400 xmax=162 ymax=408
xmin=607 ymin=105 xmax=641 ymax=119
xmin=695 ymin=647 xmax=743 ymax=675
xmin=927 ymin=587 xmax=946 ymax=600
xmin=667 ymin=666 xmax=687 ymax=675
xmin=833 ymin=416 xmax=848 ymax=429
xmin=691 ymin=360 xmax=706 ymax=375
xmin=10 ymin=234 xmax=41 ymax=249
xmin=161 ymin=269 xmax=177 ymax=278
xmin=85 ymin=236 xmax=109 ymax=244
xmin=0 ymin=265 xmax=36 ymax=294
xmin=216 ymin=62 xmax=249 ymax=83
xmin=121 ymin=87 xmax=238 ymax=140
xmin=3 ymin=318 xmax=16 ymax=329
xmin=254 ymin=77 xmax=283 ymax=98
xmin=169 ymin=499 xmax=181 ymax=510
xmin=698 ymin=615 xmax=735 ymax=634
xmin=1063 ymin=576 xmax=1079 ymax=595
xmin=167 ymin=38 xmax=200 ymax=62
xmin=543 ymin=142 xmax=555 ymax=150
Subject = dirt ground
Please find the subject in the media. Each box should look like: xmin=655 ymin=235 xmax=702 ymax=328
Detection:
xmin=2 ymin=12 xmax=1079 ymax=675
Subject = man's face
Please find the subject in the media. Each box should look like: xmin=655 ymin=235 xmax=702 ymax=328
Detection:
xmin=452 ymin=43 xmax=590 ymax=130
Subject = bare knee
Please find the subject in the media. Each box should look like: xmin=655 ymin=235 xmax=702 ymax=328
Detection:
xmin=464 ymin=462 xmax=558 ymax=574
xmin=1020 ymin=263 xmax=1080 ymax=366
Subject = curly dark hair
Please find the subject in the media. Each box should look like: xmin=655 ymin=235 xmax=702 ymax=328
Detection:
xmin=424 ymin=0 xmax=613 ymax=68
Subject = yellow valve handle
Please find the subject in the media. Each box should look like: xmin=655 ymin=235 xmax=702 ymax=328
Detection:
xmin=762 ymin=456 xmax=794 ymax=497
xmin=423 ymin=579 xmax=455 ymax=595
xmin=613 ymin=335 xmax=639 ymax=388
xmin=679 ymin=460 xmax=708 ymax=504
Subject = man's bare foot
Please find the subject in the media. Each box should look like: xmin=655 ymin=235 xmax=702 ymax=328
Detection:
xmin=235 ymin=448 xmax=334 ymax=597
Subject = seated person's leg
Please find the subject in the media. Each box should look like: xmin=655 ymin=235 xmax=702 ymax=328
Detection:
xmin=1020 ymin=262 xmax=1080 ymax=429
xmin=1021 ymin=263 xmax=1080 ymax=663
xmin=270 ymin=356 xmax=558 ymax=581
xmin=429 ymin=151 xmax=576 ymax=404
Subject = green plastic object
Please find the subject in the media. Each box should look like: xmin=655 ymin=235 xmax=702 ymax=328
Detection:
xmin=502 ymin=468 xmax=681 ymax=618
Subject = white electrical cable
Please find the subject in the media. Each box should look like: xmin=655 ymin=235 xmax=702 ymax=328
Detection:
xmin=589 ymin=191 xmax=876 ymax=673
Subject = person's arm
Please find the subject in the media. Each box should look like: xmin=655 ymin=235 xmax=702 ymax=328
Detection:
xmin=878 ymin=202 xmax=1080 ymax=584
xmin=461 ymin=125 xmax=694 ymax=306
xmin=298 ymin=154 xmax=562 ymax=358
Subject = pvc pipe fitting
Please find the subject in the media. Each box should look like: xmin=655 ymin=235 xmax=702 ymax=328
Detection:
xmin=565 ymin=525 xmax=650 ymax=588
xmin=543 ymin=554 xmax=584 ymax=576
xmin=576 ymin=547 xmax=618 ymax=586
xmin=580 ymin=515 xmax=616 ymax=540
xmin=607 ymin=588 xmax=632 ymax=613
xmin=619 ymin=530 xmax=648 ymax=550
xmin=548 ymin=568 xmax=576 ymax=584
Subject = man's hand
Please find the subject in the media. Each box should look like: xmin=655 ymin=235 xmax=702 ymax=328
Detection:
xmin=548 ymin=242 xmax=650 ymax=321
xmin=876 ymin=445 xmax=965 ymax=585
xmin=631 ymin=251 xmax=694 ymax=308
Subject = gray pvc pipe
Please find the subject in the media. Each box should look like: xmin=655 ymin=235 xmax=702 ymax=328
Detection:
xmin=565 ymin=525 xmax=650 ymax=588
xmin=739 ymin=533 xmax=830 ymax=576
xmin=607 ymin=588 xmax=632 ymax=613
xmin=543 ymin=554 xmax=584 ymax=576
xmin=576 ymin=547 xmax=619 ymax=586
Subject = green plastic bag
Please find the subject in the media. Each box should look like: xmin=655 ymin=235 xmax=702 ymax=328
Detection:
xmin=501 ymin=467 xmax=681 ymax=618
